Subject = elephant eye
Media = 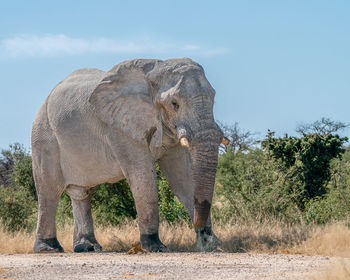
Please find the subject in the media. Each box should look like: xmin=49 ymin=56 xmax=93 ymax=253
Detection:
xmin=171 ymin=100 xmax=179 ymax=111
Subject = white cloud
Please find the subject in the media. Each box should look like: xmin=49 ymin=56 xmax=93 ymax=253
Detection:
xmin=0 ymin=34 xmax=229 ymax=58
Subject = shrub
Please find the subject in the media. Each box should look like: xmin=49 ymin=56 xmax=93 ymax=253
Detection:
xmin=0 ymin=143 xmax=35 ymax=198
xmin=304 ymin=148 xmax=350 ymax=224
xmin=262 ymin=131 xmax=348 ymax=209
xmin=11 ymin=151 xmax=36 ymax=200
xmin=92 ymin=181 xmax=137 ymax=226
xmin=0 ymin=186 xmax=37 ymax=232
xmin=0 ymin=144 xmax=37 ymax=232
xmin=214 ymin=133 xmax=350 ymax=225
xmin=157 ymin=166 xmax=190 ymax=223
xmin=213 ymin=149 xmax=303 ymax=224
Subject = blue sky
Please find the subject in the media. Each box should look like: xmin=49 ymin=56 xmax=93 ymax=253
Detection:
xmin=0 ymin=0 xmax=349 ymax=149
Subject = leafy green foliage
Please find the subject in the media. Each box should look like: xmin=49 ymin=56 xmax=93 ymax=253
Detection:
xmin=213 ymin=149 xmax=302 ymax=224
xmin=0 ymin=146 xmax=15 ymax=187
xmin=214 ymin=128 xmax=350 ymax=225
xmin=157 ymin=166 xmax=190 ymax=223
xmin=11 ymin=151 xmax=36 ymax=200
xmin=304 ymin=148 xmax=350 ymax=224
xmin=0 ymin=186 xmax=36 ymax=232
xmin=262 ymin=131 xmax=348 ymax=208
xmin=91 ymin=181 xmax=137 ymax=226
xmin=56 ymin=192 xmax=73 ymax=226
xmin=0 ymin=144 xmax=37 ymax=232
xmin=0 ymin=143 xmax=35 ymax=196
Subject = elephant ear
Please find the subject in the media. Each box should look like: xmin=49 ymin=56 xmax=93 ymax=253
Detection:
xmin=89 ymin=69 xmax=162 ymax=147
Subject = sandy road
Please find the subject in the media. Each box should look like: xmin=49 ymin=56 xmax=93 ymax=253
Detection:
xmin=0 ymin=252 xmax=330 ymax=280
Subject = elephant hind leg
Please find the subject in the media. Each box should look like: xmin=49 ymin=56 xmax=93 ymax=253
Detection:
xmin=34 ymin=177 xmax=65 ymax=253
xmin=66 ymin=185 xmax=102 ymax=252
xmin=33 ymin=144 xmax=65 ymax=252
xmin=32 ymin=111 xmax=66 ymax=252
xmin=34 ymin=195 xmax=64 ymax=253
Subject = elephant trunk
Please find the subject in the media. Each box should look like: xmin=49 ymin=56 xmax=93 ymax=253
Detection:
xmin=190 ymin=129 xmax=219 ymax=229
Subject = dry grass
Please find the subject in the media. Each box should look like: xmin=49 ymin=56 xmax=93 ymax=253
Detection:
xmin=96 ymin=220 xmax=141 ymax=252
xmin=2 ymin=221 xmax=350 ymax=280
xmin=46 ymin=220 xmax=141 ymax=253
xmin=292 ymin=222 xmax=350 ymax=257
xmin=291 ymin=223 xmax=350 ymax=280
xmin=0 ymin=220 xmax=196 ymax=253
xmin=0 ymin=227 xmax=34 ymax=254
xmin=1 ymin=220 xmax=350 ymax=257
xmin=95 ymin=220 xmax=196 ymax=252
xmin=215 ymin=220 xmax=310 ymax=254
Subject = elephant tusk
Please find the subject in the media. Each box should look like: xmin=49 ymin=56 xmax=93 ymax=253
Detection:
xmin=221 ymin=137 xmax=231 ymax=146
xmin=180 ymin=137 xmax=190 ymax=148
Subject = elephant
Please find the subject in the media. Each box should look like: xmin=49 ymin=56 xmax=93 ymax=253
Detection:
xmin=32 ymin=58 xmax=228 ymax=253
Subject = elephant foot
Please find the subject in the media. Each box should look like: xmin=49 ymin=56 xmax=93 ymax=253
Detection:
xmin=34 ymin=237 xmax=64 ymax=253
xmin=195 ymin=226 xmax=220 ymax=252
xmin=140 ymin=233 xmax=167 ymax=252
xmin=74 ymin=235 xmax=102 ymax=253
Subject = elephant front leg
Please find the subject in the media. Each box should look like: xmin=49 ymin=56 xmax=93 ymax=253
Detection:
xmin=66 ymin=185 xmax=102 ymax=252
xmin=126 ymin=162 xmax=167 ymax=252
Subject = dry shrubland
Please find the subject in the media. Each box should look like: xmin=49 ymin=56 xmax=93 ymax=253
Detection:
xmin=0 ymin=228 xmax=33 ymax=254
xmin=1 ymin=220 xmax=350 ymax=257
xmin=2 ymin=221 xmax=350 ymax=279
xmin=292 ymin=223 xmax=350 ymax=258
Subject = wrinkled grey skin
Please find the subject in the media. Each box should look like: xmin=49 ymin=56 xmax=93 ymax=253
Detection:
xmin=32 ymin=58 xmax=223 ymax=253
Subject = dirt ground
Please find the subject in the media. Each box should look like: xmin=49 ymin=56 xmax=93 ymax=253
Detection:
xmin=0 ymin=252 xmax=331 ymax=280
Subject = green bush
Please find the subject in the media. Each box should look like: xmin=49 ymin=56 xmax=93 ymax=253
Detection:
xmin=55 ymin=192 xmax=73 ymax=226
xmin=157 ymin=166 xmax=190 ymax=223
xmin=0 ymin=143 xmax=36 ymax=199
xmin=0 ymin=186 xmax=37 ymax=232
xmin=213 ymin=149 xmax=303 ymax=224
xmin=262 ymin=131 xmax=347 ymax=209
xmin=91 ymin=180 xmax=137 ymax=226
xmin=304 ymin=148 xmax=350 ymax=224
xmin=12 ymin=151 xmax=36 ymax=200
xmin=0 ymin=144 xmax=37 ymax=232
xmin=213 ymin=132 xmax=350 ymax=225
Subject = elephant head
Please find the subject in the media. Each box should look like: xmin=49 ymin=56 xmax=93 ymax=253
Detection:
xmin=89 ymin=58 xmax=226 ymax=229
